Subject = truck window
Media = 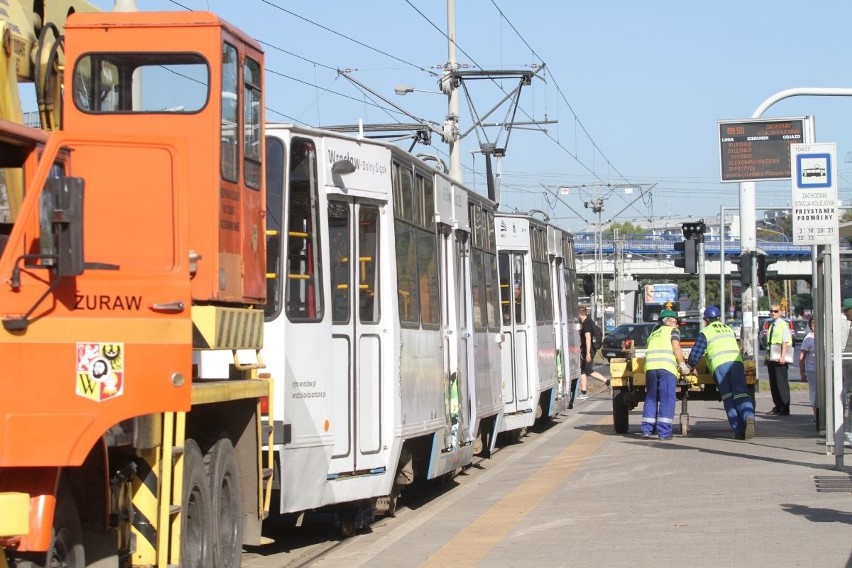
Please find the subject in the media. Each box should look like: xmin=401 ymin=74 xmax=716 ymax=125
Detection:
xmin=72 ymin=52 xmax=209 ymax=113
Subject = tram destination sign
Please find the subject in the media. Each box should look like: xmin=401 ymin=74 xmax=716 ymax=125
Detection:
xmin=718 ymin=118 xmax=805 ymax=182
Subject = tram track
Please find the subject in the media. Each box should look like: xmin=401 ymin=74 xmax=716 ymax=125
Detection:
xmin=241 ymin=417 xmax=563 ymax=567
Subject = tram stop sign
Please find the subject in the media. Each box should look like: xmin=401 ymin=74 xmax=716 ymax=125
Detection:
xmin=790 ymin=142 xmax=838 ymax=246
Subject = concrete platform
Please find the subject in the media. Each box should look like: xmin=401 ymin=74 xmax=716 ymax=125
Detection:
xmin=310 ymin=386 xmax=852 ymax=568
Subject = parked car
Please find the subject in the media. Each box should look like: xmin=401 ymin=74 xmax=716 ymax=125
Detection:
xmin=758 ymin=318 xmax=796 ymax=350
xmin=792 ymin=319 xmax=809 ymax=344
xmin=677 ymin=318 xmax=702 ymax=357
xmin=600 ymin=323 xmax=657 ymax=361
xmin=726 ymin=320 xmax=743 ymax=340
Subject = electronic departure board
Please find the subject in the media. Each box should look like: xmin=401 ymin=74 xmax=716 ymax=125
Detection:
xmin=718 ymin=118 xmax=805 ymax=182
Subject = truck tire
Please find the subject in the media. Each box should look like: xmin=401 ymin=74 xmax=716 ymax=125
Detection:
xmin=612 ymin=388 xmax=630 ymax=434
xmin=181 ymin=440 xmax=212 ymax=568
xmin=207 ymin=438 xmax=243 ymax=568
xmin=14 ymin=479 xmax=85 ymax=568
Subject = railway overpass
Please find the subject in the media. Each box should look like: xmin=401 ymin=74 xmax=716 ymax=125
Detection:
xmin=574 ymin=235 xmax=819 ymax=281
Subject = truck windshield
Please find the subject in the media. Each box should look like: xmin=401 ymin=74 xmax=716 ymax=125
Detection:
xmin=73 ymin=53 xmax=209 ymax=113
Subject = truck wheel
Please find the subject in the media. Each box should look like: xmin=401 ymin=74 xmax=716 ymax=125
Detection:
xmin=612 ymin=388 xmax=629 ymax=434
xmin=181 ymin=440 xmax=212 ymax=568
xmin=14 ymin=479 xmax=85 ymax=568
xmin=207 ymin=438 xmax=243 ymax=568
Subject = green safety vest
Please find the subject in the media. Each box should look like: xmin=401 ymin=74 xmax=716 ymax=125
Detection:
xmin=645 ymin=325 xmax=678 ymax=374
xmin=701 ymin=321 xmax=742 ymax=373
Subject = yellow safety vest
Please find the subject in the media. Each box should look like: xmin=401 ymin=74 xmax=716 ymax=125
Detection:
xmin=765 ymin=318 xmax=790 ymax=361
xmin=645 ymin=325 xmax=678 ymax=374
xmin=701 ymin=321 xmax=742 ymax=373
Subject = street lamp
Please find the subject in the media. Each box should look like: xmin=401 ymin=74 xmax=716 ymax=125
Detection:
xmin=757 ymin=221 xmax=790 ymax=242
xmin=584 ymin=197 xmax=605 ymax=331
xmin=394 ymin=85 xmax=442 ymax=96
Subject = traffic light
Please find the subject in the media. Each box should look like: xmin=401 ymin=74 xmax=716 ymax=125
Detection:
xmin=681 ymin=220 xmax=706 ymax=242
xmin=673 ymin=238 xmax=697 ymax=274
xmin=731 ymin=253 xmax=753 ymax=287
xmin=756 ymin=255 xmax=777 ymax=286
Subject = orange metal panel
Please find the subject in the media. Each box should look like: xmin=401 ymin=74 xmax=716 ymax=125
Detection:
xmin=0 ymin=133 xmax=193 ymax=468
xmin=62 ymin=11 xmax=266 ymax=305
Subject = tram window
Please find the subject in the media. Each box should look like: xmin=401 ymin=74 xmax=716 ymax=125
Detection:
xmin=421 ymin=175 xmax=435 ymax=230
xmin=329 ymin=201 xmax=351 ymax=324
xmin=396 ymin=166 xmax=414 ymax=222
xmin=456 ymin=230 xmax=470 ymax=326
xmin=513 ymin=255 xmax=525 ymax=325
xmin=395 ymin=221 xmax=420 ymax=326
xmin=533 ymin=261 xmax=553 ymax=324
xmin=407 ymin=174 xmax=425 ymax=227
xmin=485 ymin=210 xmax=495 ymax=252
xmin=359 ymin=206 xmax=380 ymax=324
xmin=483 ymin=252 xmax=501 ymax=331
xmin=418 ymin=231 xmax=440 ymax=328
xmin=472 ymin=251 xmax=487 ymax=331
xmin=470 ymin=204 xmax=482 ymax=248
xmin=285 ymin=138 xmax=324 ymax=322
xmin=264 ymin=136 xmax=284 ymax=319
xmin=499 ymin=253 xmax=511 ymax=325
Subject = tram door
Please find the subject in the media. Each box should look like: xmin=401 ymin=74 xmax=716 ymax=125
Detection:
xmin=449 ymin=229 xmax=471 ymax=446
xmin=328 ymin=197 xmax=385 ymax=474
xmin=499 ymin=252 xmax=530 ymax=411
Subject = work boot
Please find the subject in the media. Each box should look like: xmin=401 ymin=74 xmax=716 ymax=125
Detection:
xmin=744 ymin=416 xmax=756 ymax=440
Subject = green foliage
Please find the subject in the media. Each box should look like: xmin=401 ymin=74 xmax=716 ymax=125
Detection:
xmin=603 ymin=221 xmax=646 ymax=238
xmin=792 ymin=293 xmax=813 ymax=315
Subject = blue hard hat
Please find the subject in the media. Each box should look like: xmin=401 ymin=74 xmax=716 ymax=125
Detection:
xmin=704 ymin=306 xmax=721 ymax=319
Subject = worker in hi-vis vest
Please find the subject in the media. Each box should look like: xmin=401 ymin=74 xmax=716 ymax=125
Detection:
xmin=765 ymin=303 xmax=792 ymax=416
xmin=688 ymin=306 xmax=755 ymax=440
xmin=641 ymin=310 xmax=690 ymax=440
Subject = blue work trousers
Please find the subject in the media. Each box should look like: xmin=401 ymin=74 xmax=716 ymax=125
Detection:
xmin=713 ymin=360 xmax=755 ymax=436
xmin=642 ymin=369 xmax=676 ymax=438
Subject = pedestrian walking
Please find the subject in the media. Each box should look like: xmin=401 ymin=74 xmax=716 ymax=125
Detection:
xmin=577 ymin=307 xmax=611 ymax=400
xmin=641 ymin=310 xmax=690 ymax=440
xmin=687 ymin=306 xmax=756 ymax=440
xmin=765 ymin=303 xmax=793 ymax=416
xmin=798 ymin=317 xmax=817 ymax=424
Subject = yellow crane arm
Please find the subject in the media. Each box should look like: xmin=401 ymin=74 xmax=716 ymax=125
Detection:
xmin=0 ymin=1 xmax=99 ymax=220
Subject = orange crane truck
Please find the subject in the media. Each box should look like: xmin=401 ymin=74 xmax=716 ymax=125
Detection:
xmin=0 ymin=10 xmax=272 ymax=568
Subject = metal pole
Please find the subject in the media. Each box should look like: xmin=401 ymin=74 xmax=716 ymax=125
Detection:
xmin=445 ymin=0 xmax=462 ymax=183
xmin=720 ymin=206 xmax=726 ymax=324
xmin=698 ymin=239 xmax=706 ymax=324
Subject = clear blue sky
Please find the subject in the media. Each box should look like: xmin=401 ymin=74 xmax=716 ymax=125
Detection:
xmin=81 ymin=0 xmax=852 ymax=233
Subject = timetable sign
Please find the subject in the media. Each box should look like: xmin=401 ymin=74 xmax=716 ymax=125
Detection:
xmin=718 ymin=118 xmax=805 ymax=182
xmin=791 ymin=142 xmax=837 ymax=246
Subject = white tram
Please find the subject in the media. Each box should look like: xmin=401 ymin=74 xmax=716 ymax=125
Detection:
xmin=495 ymin=213 xmax=581 ymax=439
xmin=255 ymin=125 xmax=504 ymax=523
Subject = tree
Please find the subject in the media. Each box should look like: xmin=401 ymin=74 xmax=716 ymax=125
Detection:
xmin=843 ymin=210 xmax=852 ymax=246
xmin=792 ymin=293 xmax=813 ymax=316
xmin=603 ymin=221 xmax=645 ymax=239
